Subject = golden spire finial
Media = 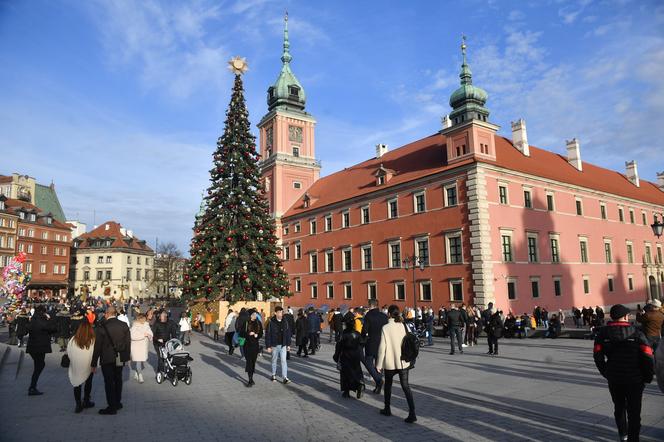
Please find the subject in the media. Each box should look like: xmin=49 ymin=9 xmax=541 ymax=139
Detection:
xmin=228 ymin=56 xmax=249 ymax=75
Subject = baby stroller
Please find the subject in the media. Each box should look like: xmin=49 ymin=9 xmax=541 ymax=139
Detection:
xmin=156 ymin=338 xmax=193 ymax=386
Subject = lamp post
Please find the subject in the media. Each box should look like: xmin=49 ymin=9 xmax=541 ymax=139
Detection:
xmin=402 ymin=255 xmax=426 ymax=312
xmin=651 ymin=214 xmax=664 ymax=239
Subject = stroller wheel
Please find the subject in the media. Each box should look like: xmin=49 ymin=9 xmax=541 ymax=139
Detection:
xmin=171 ymin=376 xmax=178 ymax=387
xmin=156 ymin=372 xmax=164 ymax=384
xmin=185 ymin=372 xmax=192 ymax=385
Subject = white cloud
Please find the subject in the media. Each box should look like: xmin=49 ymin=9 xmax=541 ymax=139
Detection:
xmin=558 ymin=0 xmax=593 ymax=24
xmin=508 ymin=10 xmax=525 ymax=21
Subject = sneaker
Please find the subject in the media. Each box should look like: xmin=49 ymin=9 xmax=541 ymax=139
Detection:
xmin=133 ymin=371 xmax=139 ymax=381
xmin=138 ymin=373 xmax=144 ymax=383
xmin=271 ymin=375 xmax=277 ymax=382
xmin=28 ymin=388 xmax=43 ymax=396
xmin=283 ymin=378 xmax=291 ymax=385
xmin=462 ymin=343 xmax=468 ymax=347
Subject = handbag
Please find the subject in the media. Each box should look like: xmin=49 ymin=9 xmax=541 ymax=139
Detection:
xmin=61 ymin=354 xmax=70 ymax=368
xmin=238 ymin=337 xmax=246 ymax=347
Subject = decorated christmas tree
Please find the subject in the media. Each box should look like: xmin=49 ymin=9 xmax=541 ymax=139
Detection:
xmin=183 ymin=57 xmax=290 ymax=303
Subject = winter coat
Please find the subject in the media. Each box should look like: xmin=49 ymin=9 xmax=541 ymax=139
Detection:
xmin=446 ymin=309 xmax=463 ymax=328
xmin=130 ymin=321 xmax=153 ymax=362
xmin=332 ymin=312 xmax=343 ymax=332
xmin=637 ymin=309 xmax=664 ymax=338
xmin=284 ymin=313 xmax=295 ymax=334
xmin=333 ymin=329 xmax=364 ymax=392
xmin=235 ymin=311 xmax=249 ymax=337
xmin=179 ymin=317 xmax=192 ymax=332
xmin=265 ymin=317 xmax=292 ymax=348
xmin=55 ymin=312 xmax=72 ymax=339
xmin=92 ymin=317 xmax=131 ymax=366
xmin=26 ymin=313 xmax=57 ymax=354
xmin=67 ymin=336 xmax=95 ymax=387
xmin=224 ymin=313 xmax=236 ymax=333
xmin=593 ymin=321 xmax=654 ymax=384
xmin=361 ymin=308 xmax=388 ymax=357
xmin=376 ymin=319 xmax=410 ymax=371
xmin=306 ymin=312 xmax=321 ymax=334
xmin=487 ymin=313 xmax=504 ymax=338
xmin=295 ymin=316 xmax=308 ymax=346
xmin=15 ymin=314 xmax=30 ymax=337
xmin=152 ymin=319 xmax=178 ymax=345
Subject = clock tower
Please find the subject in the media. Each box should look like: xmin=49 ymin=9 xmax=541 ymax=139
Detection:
xmin=258 ymin=13 xmax=320 ymax=232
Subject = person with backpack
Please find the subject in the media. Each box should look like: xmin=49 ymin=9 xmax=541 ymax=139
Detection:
xmin=375 ymin=305 xmax=417 ymax=424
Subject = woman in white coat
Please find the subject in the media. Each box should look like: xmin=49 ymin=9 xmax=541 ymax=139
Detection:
xmin=178 ymin=312 xmax=192 ymax=345
xmin=67 ymin=317 xmax=95 ymax=413
xmin=376 ymin=305 xmax=416 ymax=423
xmin=130 ymin=314 xmax=153 ymax=383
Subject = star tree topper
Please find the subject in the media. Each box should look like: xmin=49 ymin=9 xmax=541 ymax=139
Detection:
xmin=228 ymin=56 xmax=249 ymax=75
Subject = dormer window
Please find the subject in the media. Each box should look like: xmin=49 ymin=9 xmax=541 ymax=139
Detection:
xmin=303 ymin=194 xmax=310 ymax=208
xmin=46 ymin=216 xmax=52 ymax=225
xmin=374 ymin=164 xmax=394 ymax=186
xmin=288 ymin=86 xmax=299 ymax=98
xmin=19 ymin=211 xmax=26 ymax=220
xmin=29 ymin=213 xmax=36 ymax=222
xmin=268 ymin=87 xmax=274 ymax=100
xmin=377 ymin=176 xmax=385 ymax=185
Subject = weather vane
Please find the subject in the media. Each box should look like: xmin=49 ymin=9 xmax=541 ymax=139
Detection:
xmin=228 ymin=56 xmax=249 ymax=75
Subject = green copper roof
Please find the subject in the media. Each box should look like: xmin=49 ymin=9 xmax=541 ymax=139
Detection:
xmin=267 ymin=13 xmax=306 ymax=112
xmin=35 ymin=183 xmax=66 ymax=222
xmin=448 ymin=37 xmax=490 ymax=123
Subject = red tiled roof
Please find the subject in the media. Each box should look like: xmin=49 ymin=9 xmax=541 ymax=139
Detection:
xmin=283 ymin=132 xmax=664 ymax=218
xmin=0 ymin=175 xmax=12 ymax=183
xmin=77 ymin=221 xmax=153 ymax=252
xmin=3 ymin=198 xmax=71 ymax=230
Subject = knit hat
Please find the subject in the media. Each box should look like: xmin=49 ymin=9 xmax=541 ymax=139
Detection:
xmin=609 ymin=304 xmax=630 ymax=320
xmin=651 ymin=299 xmax=662 ymax=308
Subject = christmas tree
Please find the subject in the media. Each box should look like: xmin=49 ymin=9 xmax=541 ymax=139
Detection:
xmin=183 ymin=57 xmax=290 ymax=303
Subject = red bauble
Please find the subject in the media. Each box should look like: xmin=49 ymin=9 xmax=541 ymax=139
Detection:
xmin=226 ymin=237 xmax=232 ymax=242
xmin=206 ymin=287 xmax=212 ymax=293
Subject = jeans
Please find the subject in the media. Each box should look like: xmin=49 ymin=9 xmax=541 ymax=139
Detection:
xmin=449 ymin=327 xmax=463 ymax=353
xmin=134 ymin=361 xmax=144 ymax=375
xmin=608 ymin=382 xmax=645 ymax=441
xmin=74 ymin=373 xmax=93 ymax=405
xmin=29 ymin=352 xmax=46 ymax=389
xmin=427 ymin=326 xmax=434 ymax=345
xmin=384 ymin=369 xmax=415 ymax=414
xmin=365 ymin=354 xmax=382 ymax=384
xmin=101 ymin=363 xmax=124 ymax=410
xmin=271 ymin=345 xmax=288 ymax=378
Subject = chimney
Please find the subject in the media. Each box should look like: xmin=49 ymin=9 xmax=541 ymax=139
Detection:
xmin=375 ymin=144 xmax=388 ymax=158
xmin=120 ymin=227 xmax=126 ymax=236
xmin=510 ymin=119 xmax=529 ymax=156
xmin=625 ymin=161 xmax=640 ymax=187
xmin=105 ymin=223 xmax=110 ymax=231
xmin=441 ymin=115 xmax=452 ymax=129
xmin=566 ymin=138 xmax=582 ymax=171
xmin=657 ymin=172 xmax=664 ymax=191
xmin=127 ymin=230 xmax=134 ymax=238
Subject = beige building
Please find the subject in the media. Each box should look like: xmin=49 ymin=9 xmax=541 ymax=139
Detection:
xmin=72 ymin=221 xmax=154 ymax=300
xmin=0 ymin=196 xmax=19 ymax=268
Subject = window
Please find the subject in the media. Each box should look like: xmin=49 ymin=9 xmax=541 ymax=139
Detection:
xmin=325 ymin=216 xmax=332 ymax=232
xmin=580 ymin=239 xmax=589 ymax=263
xmin=361 ymin=206 xmax=370 ymax=224
xmin=553 ymin=277 xmax=562 ymax=297
xmin=394 ymin=282 xmax=405 ymax=301
xmin=310 ymin=284 xmax=318 ymax=299
xmin=293 ymin=181 xmax=301 ymax=189
xmin=295 ymin=278 xmax=301 ymax=292
xmin=309 ymin=253 xmax=318 ymax=273
xmin=629 ymin=209 xmax=635 ymax=224
xmin=645 ymin=245 xmax=652 ymax=264
xmin=28 ymin=229 xmax=34 ymax=237
xmin=61 ymin=248 xmax=66 ymax=257
xmin=531 ymin=278 xmax=540 ymax=298
xmin=283 ymin=226 xmax=289 ymax=236
xmin=97 ymin=270 xmax=103 ymax=280
xmin=343 ymin=248 xmax=352 ymax=271
xmin=41 ymin=245 xmax=47 ymax=255
xmin=27 ymin=244 xmax=33 ymax=253
xmin=608 ymin=276 xmax=614 ymax=292
xmin=420 ymin=281 xmax=432 ymax=301
xmin=600 ymin=203 xmax=607 ymax=220
xmin=415 ymin=238 xmax=429 ymax=266
xmin=550 ymin=236 xmax=560 ymax=263
xmin=294 ymin=223 xmax=301 ymax=233
xmin=583 ymin=276 xmax=590 ymax=294
xmin=575 ymin=198 xmax=583 ymax=216
xmin=126 ymin=268 xmax=132 ymax=281
xmin=292 ymin=146 xmax=300 ymax=157
xmin=361 ymin=246 xmax=372 ymax=270
xmin=657 ymin=246 xmax=663 ymax=264
xmin=628 ymin=275 xmax=634 ymax=291
xmin=389 ymin=242 xmax=401 ymax=268
xmin=25 ymin=263 xmax=32 ymax=273
xmin=368 ymin=283 xmax=377 ymax=301
xmin=618 ymin=207 xmax=624 ymax=222
xmin=326 ymin=285 xmax=334 ymax=299
xmin=41 ymin=231 xmax=48 ymax=240
xmin=137 ymin=257 xmax=141 ymax=265
xmin=136 ymin=269 xmax=141 ymax=280
xmin=105 ymin=270 xmax=111 ymax=280
xmin=446 ymin=232 xmax=463 ymax=264
xmin=642 ymin=212 xmax=647 ymax=225
xmin=18 ymin=243 xmax=24 ymax=252
xmin=106 ymin=256 xmax=112 ymax=263
xmin=84 ymin=256 xmax=90 ymax=264
xmin=527 ymin=234 xmax=539 ymax=263
xmin=310 ymin=220 xmax=317 ymax=234
xmin=627 ymin=242 xmax=634 ymax=264
xmin=507 ymin=279 xmax=517 ymax=300
xmin=546 ymin=193 xmax=555 ymax=211
xmin=40 ymin=263 xmax=46 ymax=274
xmin=83 ymin=270 xmax=90 ymax=280
xmin=344 ymin=283 xmax=352 ymax=300
xmin=449 ymin=280 xmax=463 ymax=302
xmin=388 ymin=199 xmax=398 ymax=219
xmin=127 ymin=256 xmax=132 ymax=264
xmin=283 ymin=245 xmax=290 ymax=260
xmin=499 ymin=185 xmax=508 ymax=204
xmin=524 ymin=190 xmax=532 ymax=209
xmin=18 ymin=227 xmax=25 ymax=237
xmin=414 ymin=192 xmax=426 ymax=213
xmin=377 ymin=175 xmax=385 ymax=186
xmin=325 ymin=250 xmax=334 ymax=272
xmin=97 ymin=256 xmax=103 ymax=264
xmin=445 ymin=184 xmax=458 ymax=207
xmin=342 ymin=210 xmax=350 ymax=228
xmin=295 ymin=243 xmax=301 ymax=259
xmin=604 ymin=241 xmax=612 ymax=263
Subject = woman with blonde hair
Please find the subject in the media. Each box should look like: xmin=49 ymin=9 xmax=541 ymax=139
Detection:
xmin=67 ymin=313 xmax=96 ymax=413
xmin=130 ymin=313 xmax=153 ymax=383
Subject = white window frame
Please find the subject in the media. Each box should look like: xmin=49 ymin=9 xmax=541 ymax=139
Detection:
xmin=394 ymin=281 xmax=406 ymax=301
xmin=361 ymin=245 xmax=372 ymax=270
xmin=449 ymin=279 xmax=463 ymax=302
xmin=325 ymin=250 xmax=334 ymax=272
xmin=546 ymin=192 xmax=555 ymax=211
xmin=388 ymin=240 xmax=401 ymax=268
xmin=579 ymin=237 xmax=589 ymax=263
xmin=283 ymin=245 xmax=290 ymax=260
xmin=618 ymin=206 xmax=625 ymax=223
xmin=415 ymin=236 xmax=430 ymax=266
xmin=326 ymin=284 xmax=334 ymax=299
xmin=530 ymin=276 xmax=540 ymax=298
xmin=575 ymin=197 xmax=583 ymax=216
xmin=500 ymin=229 xmax=514 ymax=263
xmin=294 ymin=222 xmax=301 ymax=233
xmin=604 ymin=239 xmax=613 ymax=264
xmin=309 ymin=253 xmax=318 ymax=273
xmin=527 ymin=232 xmax=539 ymax=263
xmin=444 ymin=182 xmax=458 ymax=207
xmin=324 ymin=215 xmax=332 ymax=232
xmin=445 ymin=231 xmax=463 ymax=264
xmin=342 ymin=248 xmax=352 ymax=271
xmin=498 ymin=184 xmax=509 ymax=205
xmin=343 ymin=283 xmax=352 ymax=300
xmin=523 ymin=188 xmax=533 ymax=209
xmin=311 ymin=284 xmax=318 ymax=299
xmin=583 ymin=275 xmax=591 ymax=295
xmin=413 ymin=191 xmax=426 ymax=213
xmin=294 ymin=278 xmax=301 ymax=292
xmin=295 ymin=242 xmax=302 ymax=260
xmin=361 ymin=205 xmax=370 ymax=224
xmin=626 ymin=241 xmax=634 ymax=264
xmin=629 ymin=208 xmax=635 ymax=224
xmin=293 ymin=181 xmax=302 ymax=189
xmin=40 ymin=263 xmax=46 ymax=274
xmin=600 ymin=202 xmax=607 ymax=220
xmin=387 ymin=198 xmax=398 ymax=219
xmin=549 ymin=234 xmax=561 ymax=263
xmin=342 ymin=210 xmax=350 ymax=228
xmin=607 ymin=274 xmax=615 ymax=292
xmin=309 ymin=219 xmax=317 ymax=235
xmin=367 ymin=282 xmax=377 ymax=301
xmin=419 ymin=280 xmax=432 ymax=301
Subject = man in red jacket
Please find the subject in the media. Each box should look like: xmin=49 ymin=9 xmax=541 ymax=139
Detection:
xmin=593 ymin=304 xmax=654 ymax=442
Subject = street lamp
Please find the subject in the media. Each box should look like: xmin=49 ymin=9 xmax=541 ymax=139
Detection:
xmin=652 ymin=214 xmax=664 ymax=239
xmin=402 ymin=255 xmax=426 ymax=312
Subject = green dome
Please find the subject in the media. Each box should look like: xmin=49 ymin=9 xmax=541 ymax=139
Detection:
xmin=447 ymin=38 xmax=491 ymax=125
xmin=449 ymin=83 xmax=488 ymax=109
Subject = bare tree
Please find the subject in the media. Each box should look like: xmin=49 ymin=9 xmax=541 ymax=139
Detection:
xmin=149 ymin=242 xmax=186 ymax=298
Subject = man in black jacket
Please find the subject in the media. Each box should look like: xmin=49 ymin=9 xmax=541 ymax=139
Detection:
xmin=447 ymin=304 xmax=464 ymax=355
xmin=593 ymin=304 xmax=654 ymax=442
xmin=265 ymin=306 xmax=292 ymax=384
xmin=361 ymin=299 xmax=388 ymax=393
xmin=92 ymin=306 xmax=130 ymax=415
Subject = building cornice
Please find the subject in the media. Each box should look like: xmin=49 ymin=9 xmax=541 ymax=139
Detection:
xmin=259 ymin=152 xmax=321 ymax=171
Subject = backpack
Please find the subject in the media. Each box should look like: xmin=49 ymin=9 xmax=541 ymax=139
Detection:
xmin=401 ymin=323 xmax=420 ymax=364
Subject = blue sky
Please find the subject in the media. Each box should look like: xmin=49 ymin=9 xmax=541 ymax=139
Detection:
xmin=1 ymin=0 xmax=663 ymax=253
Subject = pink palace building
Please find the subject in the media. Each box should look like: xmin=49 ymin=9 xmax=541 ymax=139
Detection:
xmin=257 ymin=20 xmax=664 ymax=313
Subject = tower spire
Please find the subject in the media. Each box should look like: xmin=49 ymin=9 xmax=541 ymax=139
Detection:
xmin=459 ymin=34 xmax=472 ymax=85
xmin=281 ymin=11 xmax=292 ymax=65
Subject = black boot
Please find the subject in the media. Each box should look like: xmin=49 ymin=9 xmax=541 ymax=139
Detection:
xmin=75 ymin=401 xmax=83 ymax=413
xmin=28 ymin=387 xmax=43 ymax=396
xmin=405 ymin=412 xmax=417 ymax=423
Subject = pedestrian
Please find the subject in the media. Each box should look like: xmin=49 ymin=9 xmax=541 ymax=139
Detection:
xmin=295 ymin=309 xmax=309 ymax=357
xmin=91 ymin=306 xmax=131 ymax=415
xmin=178 ymin=311 xmax=192 ymax=345
xmin=153 ymin=311 xmax=178 ymax=372
xmin=593 ymin=304 xmax=654 ymax=442
xmin=486 ymin=310 xmax=504 ymax=355
xmin=333 ymin=308 xmax=343 ymax=342
xmin=465 ymin=306 xmax=477 ymax=346
xmin=16 ymin=308 xmax=30 ymax=348
xmin=224 ymin=309 xmax=236 ymax=355
xmin=283 ymin=307 xmax=296 ymax=360
xmin=637 ymin=300 xmax=663 ymax=352
xmin=205 ymin=308 xmax=213 ymax=336
xmin=26 ymin=305 xmax=57 ymax=396
xmin=55 ymin=307 xmax=72 ymax=352
xmin=234 ymin=308 xmax=249 ymax=359
xmin=6 ymin=310 xmax=18 ymax=345
xmin=334 ymin=317 xmax=365 ymax=399
xmin=265 ymin=306 xmax=292 ymax=384
xmin=306 ymin=307 xmax=321 ymax=355
xmin=66 ymin=315 xmax=96 ymax=413
xmin=545 ymin=314 xmax=561 ymax=338
xmin=243 ymin=309 xmax=263 ymax=387
xmin=130 ymin=313 xmax=152 ymax=384
xmin=376 ymin=305 xmax=416 ymax=423
xmin=361 ymin=299 xmax=388 ymax=393
xmin=327 ymin=309 xmax=336 ymax=343
xmin=446 ymin=303 xmax=464 ymax=355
